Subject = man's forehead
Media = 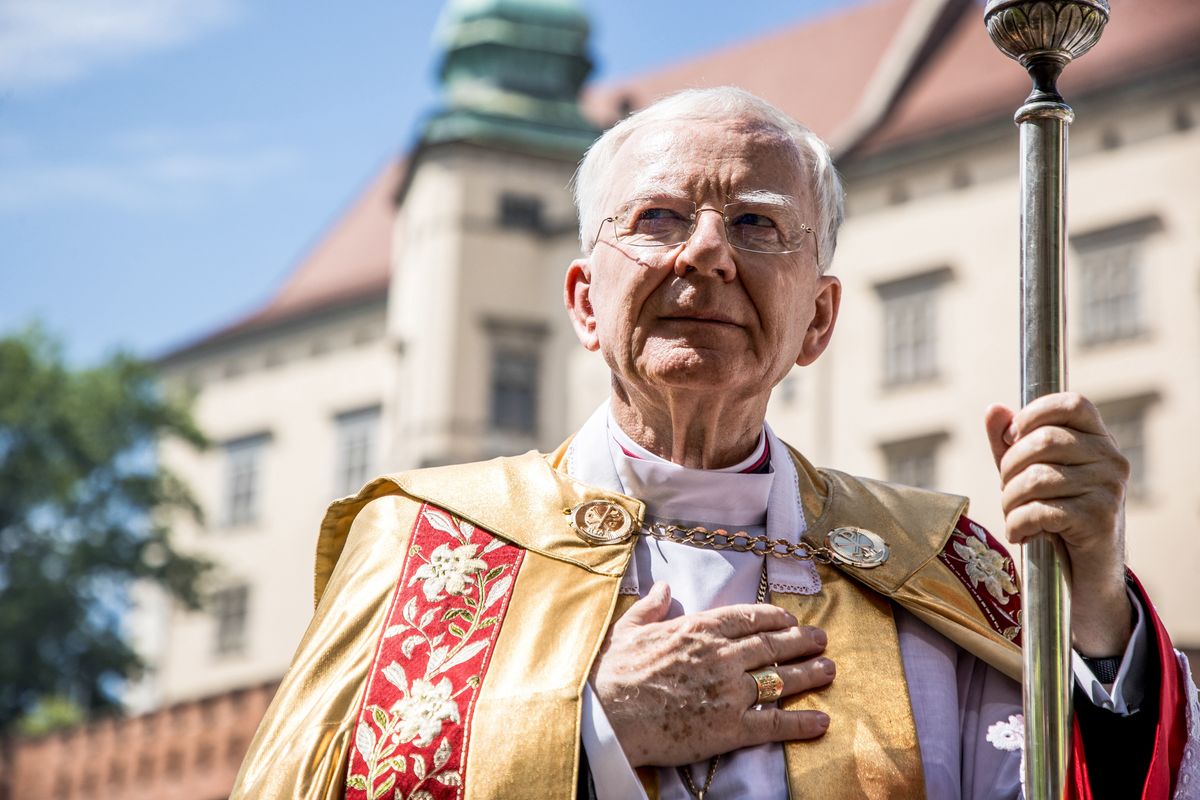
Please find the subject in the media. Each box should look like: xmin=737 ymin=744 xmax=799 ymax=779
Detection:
xmin=609 ymin=119 xmax=808 ymax=200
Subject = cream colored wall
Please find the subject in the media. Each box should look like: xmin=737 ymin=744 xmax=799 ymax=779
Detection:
xmin=146 ymin=304 xmax=389 ymax=704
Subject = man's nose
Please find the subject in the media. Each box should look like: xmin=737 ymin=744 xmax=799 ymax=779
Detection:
xmin=674 ymin=208 xmax=738 ymax=281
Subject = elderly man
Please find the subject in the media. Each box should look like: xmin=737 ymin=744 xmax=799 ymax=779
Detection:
xmin=232 ymin=88 xmax=1197 ymax=800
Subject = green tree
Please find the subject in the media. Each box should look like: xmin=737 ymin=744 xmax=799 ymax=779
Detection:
xmin=0 ymin=327 xmax=211 ymax=733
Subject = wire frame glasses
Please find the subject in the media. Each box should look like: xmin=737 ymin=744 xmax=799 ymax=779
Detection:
xmin=592 ymin=197 xmax=818 ymax=262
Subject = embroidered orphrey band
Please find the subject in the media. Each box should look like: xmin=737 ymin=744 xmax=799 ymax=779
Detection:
xmin=345 ymin=504 xmax=524 ymax=800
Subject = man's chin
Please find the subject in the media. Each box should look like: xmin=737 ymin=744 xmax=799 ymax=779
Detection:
xmin=635 ymin=346 xmax=757 ymax=391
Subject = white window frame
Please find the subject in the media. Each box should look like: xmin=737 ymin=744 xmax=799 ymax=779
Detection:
xmin=223 ymin=433 xmax=270 ymax=528
xmin=211 ymin=583 xmax=250 ymax=658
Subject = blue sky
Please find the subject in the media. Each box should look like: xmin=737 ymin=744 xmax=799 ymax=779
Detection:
xmin=0 ymin=0 xmax=865 ymax=363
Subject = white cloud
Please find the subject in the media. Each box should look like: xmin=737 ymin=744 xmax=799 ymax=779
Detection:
xmin=0 ymin=0 xmax=240 ymax=91
xmin=0 ymin=146 xmax=301 ymax=213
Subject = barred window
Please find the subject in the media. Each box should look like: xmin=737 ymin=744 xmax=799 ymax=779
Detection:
xmin=485 ymin=320 xmax=546 ymax=438
xmin=1075 ymin=219 xmax=1158 ymax=345
xmin=877 ymin=269 xmax=951 ymax=387
xmin=498 ymin=193 xmax=544 ymax=232
xmin=334 ymin=406 xmax=381 ymax=496
xmin=1098 ymin=395 xmax=1155 ymax=498
xmin=224 ymin=433 xmax=269 ymax=527
xmin=491 ymin=348 xmax=539 ymax=435
xmin=211 ymin=584 xmax=250 ymax=658
xmin=882 ymin=433 xmax=948 ymax=491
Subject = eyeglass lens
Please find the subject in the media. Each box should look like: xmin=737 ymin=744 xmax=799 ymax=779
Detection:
xmin=613 ymin=198 xmax=811 ymax=255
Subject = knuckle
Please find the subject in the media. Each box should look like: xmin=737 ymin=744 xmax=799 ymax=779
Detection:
xmin=766 ymin=710 xmax=792 ymax=738
xmin=756 ymin=631 xmax=779 ymax=662
xmin=1112 ymin=451 xmax=1132 ymax=481
xmin=1030 ymin=427 xmax=1057 ymax=452
xmin=727 ymin=605 xmax=757 ymax=633
xmin=1063 ymin=392 xmax=1086 ymax=414
xmin=1033 ymin=462 xmax=1063 ymax=487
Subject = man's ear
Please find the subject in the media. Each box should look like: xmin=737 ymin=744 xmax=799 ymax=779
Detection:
xmin=565 ymin=258 xmax=600 ymax=352
xmin=796 ymin=275 xmax=841 ymax=367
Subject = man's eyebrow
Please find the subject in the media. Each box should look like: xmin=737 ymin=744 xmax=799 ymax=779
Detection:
xmin=730 ymin=189 xmax=798 ymax=206
xmin=624 ymin=180 xmax=689 ymax=199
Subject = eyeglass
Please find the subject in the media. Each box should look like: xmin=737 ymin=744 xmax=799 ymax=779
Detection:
xmin=591 ymin=196 xmax=818 ymax=260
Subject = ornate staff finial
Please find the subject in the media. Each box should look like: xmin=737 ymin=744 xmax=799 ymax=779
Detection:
xmin=985 ymin=0 xmax=1110 ymax=103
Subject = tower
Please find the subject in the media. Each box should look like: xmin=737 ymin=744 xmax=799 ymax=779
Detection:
xmin=388 ymin=0 xmax=600 ymax=468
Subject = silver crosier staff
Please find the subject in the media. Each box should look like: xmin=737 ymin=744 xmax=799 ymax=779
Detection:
xmin=982 ymin=1 xmax=1110 ymax=797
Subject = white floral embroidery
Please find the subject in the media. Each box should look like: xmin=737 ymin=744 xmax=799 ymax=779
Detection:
xmin=987 ymin=713 xmax=1024 ymax=751
xmin=393 ymin=677 xmax=461 ymax=747
xmin=987 ymin=713 xmax=1026 ymax=793
xmin=953 ymin=535 xmax=1018 ymax=602
xmin=410 ymin=542 xmax=487 ymax=601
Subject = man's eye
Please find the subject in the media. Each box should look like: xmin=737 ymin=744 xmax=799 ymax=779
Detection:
xmin=731 ymin=212 xmax=776 ymax=228
xmin=626 ymin=207 xmax=689 ymax=240
xmin=637 ymin=207 xmax=686 ymax=222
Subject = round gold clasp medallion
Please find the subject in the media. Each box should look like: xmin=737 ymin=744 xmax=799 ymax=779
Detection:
xmin=825 ymin=527 xmax=889 ymax=569
xmin=567 ymin=500 xmax=634 ymax=545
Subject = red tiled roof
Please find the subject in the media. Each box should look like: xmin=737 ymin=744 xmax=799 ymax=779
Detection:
xmin=185 ymin=0 xmax=1199 ymax=350
xmin=854 ymin=0 xmax=1200 ymax=154
xmin=246 ymin=159 xmax=403 ymax=325
xmin=583 ymin=0 xmax=914 ymax=141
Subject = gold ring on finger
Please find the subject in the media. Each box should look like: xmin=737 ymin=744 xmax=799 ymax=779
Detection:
xmin=748 ymin=666 xmax=784 ymax=705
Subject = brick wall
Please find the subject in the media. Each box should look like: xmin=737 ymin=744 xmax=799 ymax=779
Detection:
xmin=4 ymin=681 xmax=277 ymax=800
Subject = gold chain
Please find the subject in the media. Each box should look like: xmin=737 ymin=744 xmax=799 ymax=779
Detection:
xmin=678 ymin=560 xmax=772 ymax=800
xmin=640 ymin=522 xmax=835 ymax=564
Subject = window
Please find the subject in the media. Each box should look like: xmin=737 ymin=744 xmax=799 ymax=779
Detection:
xmin=223 ymin=433 xmax=269 ymax=527
xmin=491 ymin=349 xmax=539 ymax=435
xmin=485 ymin=320 xmax=546 ymax=437
xmin=1075 ymin=218 xmax=1158 ymax=345
xmin=882 ymin=433 xmax=948 ymax=491
xmin=1098 ymin=395 xmax=1155 ymax=498
xmin=877 ymin=269 xmax=950 ymax=386
xmin=211 ymin=584 xmax=250 ymax=657
xmin=498 ymin=193 xmax=544 ymax=232
xmin=334 ymin=406 xmax=381 ymax=496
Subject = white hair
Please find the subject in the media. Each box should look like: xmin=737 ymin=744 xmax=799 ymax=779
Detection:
xmin=571 ymin=87 xmax=845 ymax=273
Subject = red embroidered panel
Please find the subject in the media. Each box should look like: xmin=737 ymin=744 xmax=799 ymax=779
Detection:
xmin=345 ymin=504 xmax=524 ymax=800
xmin=937 ymin=515 xmax=1022 ymax=645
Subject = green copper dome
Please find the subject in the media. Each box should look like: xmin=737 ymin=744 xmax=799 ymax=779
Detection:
xmin=439 ymin=0 xmax=589 ymax=28
xmin=421 ymin=0 xmax=597 ymax=157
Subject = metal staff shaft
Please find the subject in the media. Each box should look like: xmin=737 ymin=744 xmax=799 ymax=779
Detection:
xmin=984 ymin=2 xmax=1110 ymax=796
xmin=1018 ymin=99 xmax=1074 ymax=798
